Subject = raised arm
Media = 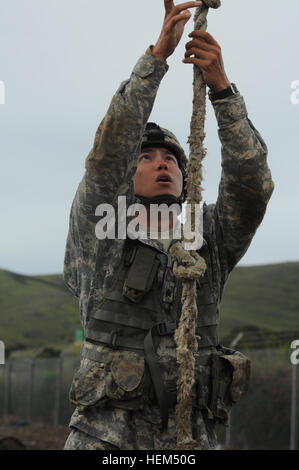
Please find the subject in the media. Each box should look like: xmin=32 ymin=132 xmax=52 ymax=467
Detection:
xmin=183 ymin=29 xmax=274 ymax=284
xmin=64 ymin=1 xmax=201 ymax=298
xmin=64 ymin=51 xmax=169 ymax=298
xmin=86 ymin=1 xmax=202 ymax=189
xmin=212 ymin=94 xmax=274 ymax=276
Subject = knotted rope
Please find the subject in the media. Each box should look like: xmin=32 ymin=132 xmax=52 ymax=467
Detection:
xmin=169 ymin=0 xmax=221 ymax=450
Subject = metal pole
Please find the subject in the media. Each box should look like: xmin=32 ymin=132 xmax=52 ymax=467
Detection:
xmin=290 ymin=363 xmax=297 ymax=450
xmin=0 ymin=364 xmax=4 ymax=418
xmin=27 ymin=357 xmax=35 ymax=423
xmin=54 ymin=355 xmax=63 ymax=426
xmin=3 ymin=359 xmax=12 ymax=417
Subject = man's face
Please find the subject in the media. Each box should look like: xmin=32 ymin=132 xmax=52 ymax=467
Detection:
xmin=133 ymin=147 xmax=183 ymax=199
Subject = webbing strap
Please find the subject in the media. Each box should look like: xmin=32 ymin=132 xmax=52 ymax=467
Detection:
xmin=91 ymin=308 xmax=153 ymax=331
xmin=85 ymin=320 xmax=218 ymax=353
xmin=81 ymin=344 xmax=109 ymax=363
xmin=85 ymin=328 xmax=144 ymax=350
xmin=143 ymin=322 xmax=177 ymax=432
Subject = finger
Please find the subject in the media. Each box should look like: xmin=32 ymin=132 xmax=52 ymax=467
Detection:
xmin=182 ymin=56 xmax=210 ymax=69
xmin=167 ymin=10 xmax=192 ymax=28
xmin=184 ymin=48 xmax=214 ymax=61
xmin=188 ymin=30 xmax=219 ymax=47
xmin=164 ymin=0 xmax=174 ymax=14
xmin=172 ymin=1 xmax=202 ymax=15
xmin=185 ymin=38 xmax=217 ymax=53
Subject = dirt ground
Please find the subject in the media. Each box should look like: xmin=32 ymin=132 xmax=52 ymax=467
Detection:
xmin=0 ymin=416 xmax=70 ymax=450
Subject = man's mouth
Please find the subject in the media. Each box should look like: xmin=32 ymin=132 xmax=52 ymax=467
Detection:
xmin=156 ymin=174 xmax=172 ymax=183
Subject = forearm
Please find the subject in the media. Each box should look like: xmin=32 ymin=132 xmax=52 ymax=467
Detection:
xmin=212 ymin=93 xmax=274 ymax=270
xmin=85 ymin=51 xmax=168 ymax=183
xmin=214 ymin=93 xmax=274 ymax=205
xmin=64 ymin=51 xmax=168 ymax=289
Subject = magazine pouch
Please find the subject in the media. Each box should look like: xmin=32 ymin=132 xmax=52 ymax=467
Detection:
xmin=208 ymin=345 xmax=251 ymax=425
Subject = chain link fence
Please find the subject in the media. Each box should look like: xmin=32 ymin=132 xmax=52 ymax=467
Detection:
xmin=217 ymin=348 xmax=299 ymax=449
xmin=0 ymin=348 xmax=298 ymax=449
xmin=0 ymin=355 xmax=79 ymax=427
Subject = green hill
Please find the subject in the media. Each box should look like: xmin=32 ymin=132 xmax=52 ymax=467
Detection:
xmin=0 ymin=262 xmax=298 ymax=354
xmin=219 ymin=261 xmax=299 ymax=337
xmin=0 ymin=269 xmax=80 ymax=354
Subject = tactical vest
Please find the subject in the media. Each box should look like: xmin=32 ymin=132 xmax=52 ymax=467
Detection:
xmin=82 ymin=234 xmax=220 ymax=430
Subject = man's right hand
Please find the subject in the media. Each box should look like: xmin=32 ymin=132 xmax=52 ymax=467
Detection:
xmin=152 ymin=1 xmax=202 ymax=61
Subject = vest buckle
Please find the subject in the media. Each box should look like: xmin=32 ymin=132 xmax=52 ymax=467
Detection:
xmin=109 ymin=329 xmax=121 ymax=349
xmin=156 ymin=321 xmax=177 ymax=336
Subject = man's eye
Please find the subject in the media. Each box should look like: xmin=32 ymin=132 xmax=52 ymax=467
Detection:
xmin=140 ymin=154 xmax=150 ymax=161
xmin=166 ymin=155 xmax=176 ymax=163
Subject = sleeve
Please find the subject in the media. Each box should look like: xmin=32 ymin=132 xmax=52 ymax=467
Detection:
xmin=85 ymin=49 xmax=168 ymax=188
xmin=63 ymin=51 xmax=169 ymax=297
xmin=211 ymin=93 xmax=274 ymax=285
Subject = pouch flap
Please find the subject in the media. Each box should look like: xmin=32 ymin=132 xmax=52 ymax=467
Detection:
xmin=126 ymin=245 xmax=158 ymax=293
xmin=111 ymin=350 xmax=144 ymax=392
xmin=69 ymin=358 xmax=107 ymax=409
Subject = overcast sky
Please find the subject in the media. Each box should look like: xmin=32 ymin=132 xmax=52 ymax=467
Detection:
xmin=0 ymin=0 xmax=298 ymax=275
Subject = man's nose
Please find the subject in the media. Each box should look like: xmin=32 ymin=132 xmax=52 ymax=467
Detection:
xmin=155 ymin=158 xmax=168 ymax=170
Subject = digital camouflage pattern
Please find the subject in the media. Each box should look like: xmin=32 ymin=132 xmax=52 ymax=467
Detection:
xmin=64 ymin=339 xmax=218 ymax=450
xmin=63 ymin=47 xmax=274 ymax=450
xmin=64 ymin=403 xmax=217 ymax=450
xmin=64 ymin=428 xmax=119 ymax=450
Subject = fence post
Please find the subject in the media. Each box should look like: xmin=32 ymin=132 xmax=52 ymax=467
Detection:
xmin=0 ymin=365 xmax=4 ymax=418
xmin=3 ymin=359 xmax=12 ymax=417
xmin=26 ymin=357 xmax=35 ymax=423
xmin=54 ymin=354 xmax=63 ymax=426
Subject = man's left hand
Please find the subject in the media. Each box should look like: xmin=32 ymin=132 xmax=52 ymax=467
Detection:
xmin=152 ymin=1 xmax=202 ymax=61
xmin=183 ymin=30 xmax=231 ymax=92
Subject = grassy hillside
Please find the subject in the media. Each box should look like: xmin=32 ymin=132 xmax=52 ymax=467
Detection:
xmin=0 ymin=269 xmax=80 ymax=353
xmin=219 ymin=261 xmax=299 ymax=338
xmin=0 ymin=262 xmax=298 ymax=354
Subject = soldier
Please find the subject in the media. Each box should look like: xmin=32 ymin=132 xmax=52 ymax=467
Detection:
xmin=63 ymin=0 xmax=274 ymax=450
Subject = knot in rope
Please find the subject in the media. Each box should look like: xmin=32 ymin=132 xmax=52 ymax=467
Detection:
xmin=169 ymin=243 xmax=206 ymax=281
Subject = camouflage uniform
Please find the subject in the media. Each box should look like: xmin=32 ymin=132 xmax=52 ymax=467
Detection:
xmin=63 ymin=47 xmax=274 ymax=450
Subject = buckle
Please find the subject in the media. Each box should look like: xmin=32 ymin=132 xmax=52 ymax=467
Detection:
xmin=109 ymin=329 xmax=121 ymax=349
xmin=156 ymin=321 xmax=177 ymax=336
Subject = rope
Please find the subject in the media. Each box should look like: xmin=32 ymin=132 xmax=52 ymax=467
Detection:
xmin=169 ymin=0 xmax=221 ymax=450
